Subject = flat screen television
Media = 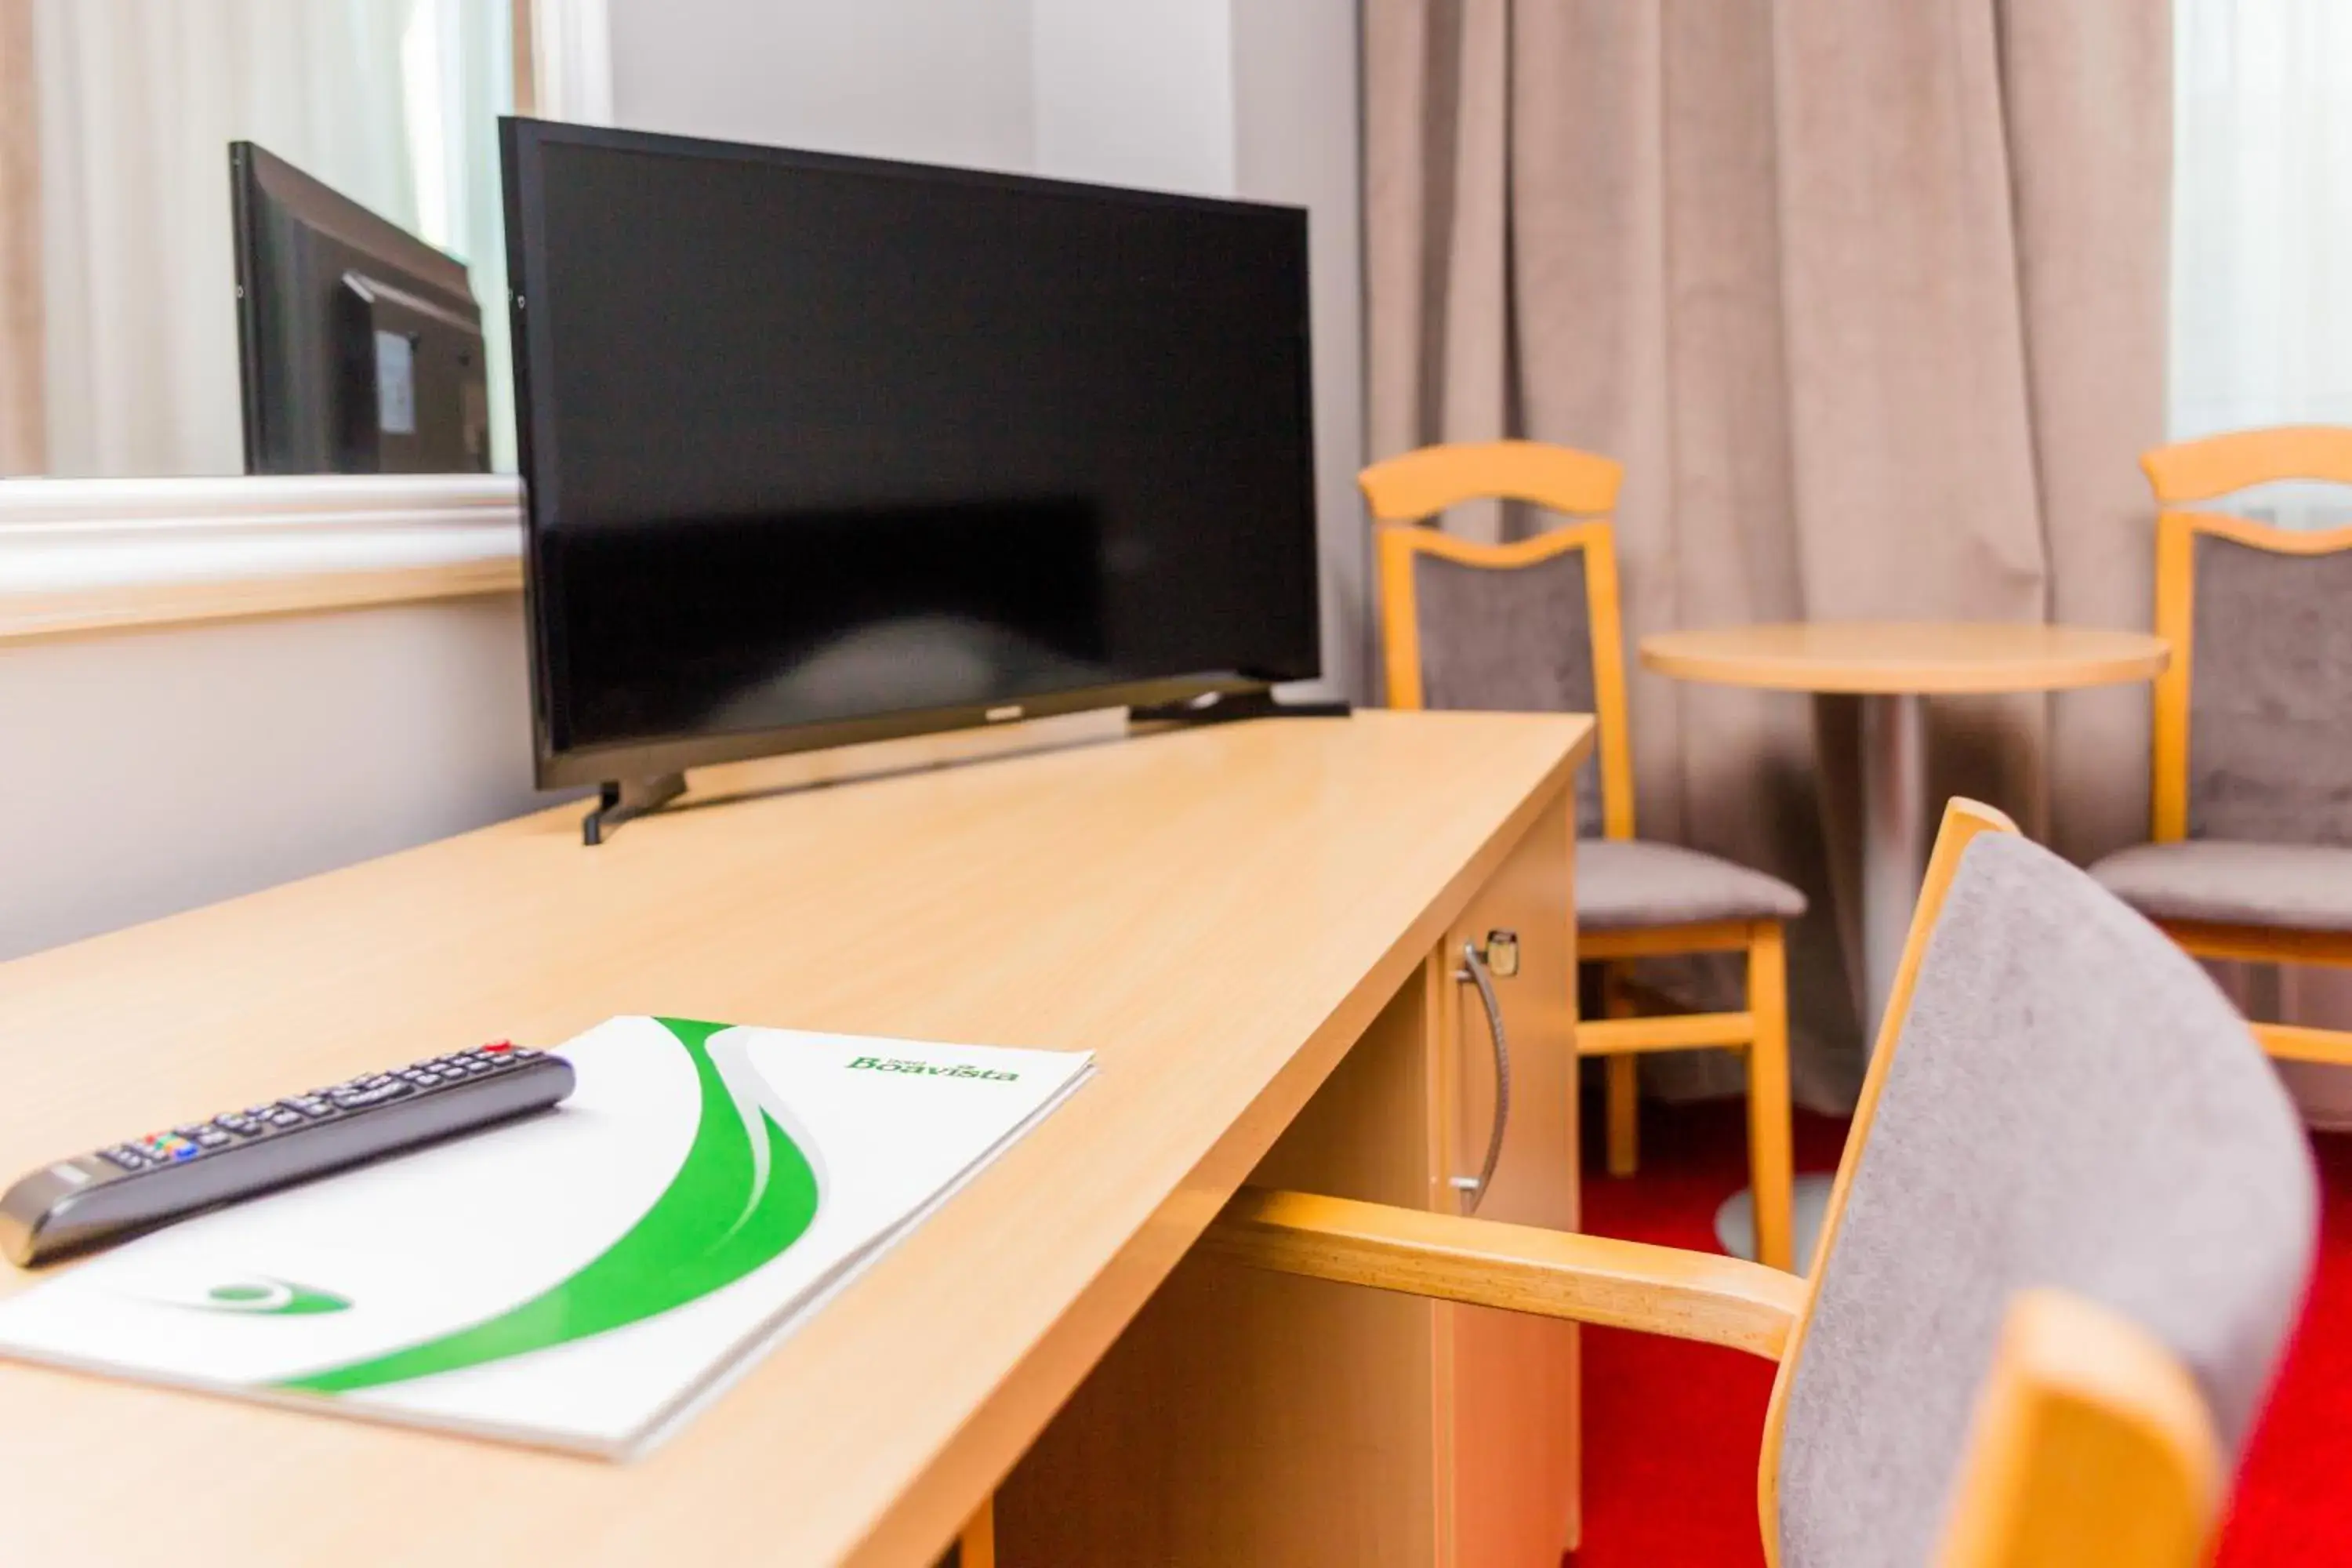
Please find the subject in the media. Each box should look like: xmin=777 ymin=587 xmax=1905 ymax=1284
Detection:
xmin=499 ymin=118 xmax=1321 ymax=815
xmin=230 ymin=142 xmax=491 ymax=474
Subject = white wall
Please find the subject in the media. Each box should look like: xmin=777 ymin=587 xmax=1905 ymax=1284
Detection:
xmin=1231 ymin=0 xmax=1366 ymax=705
xmin=1029 ymin=0 xmax=1235 ymax=194
xmin=0 ymin=596 xmax=546 ymax=960
xmin=0 ymin=0 xmax=1367 ymax=963
xmin=606 ymin=0 xmax=1036 ymax=172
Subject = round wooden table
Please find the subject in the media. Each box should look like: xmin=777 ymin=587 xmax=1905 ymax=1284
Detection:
xmin=1640 ymin=621 xmax=2169 ymax=1263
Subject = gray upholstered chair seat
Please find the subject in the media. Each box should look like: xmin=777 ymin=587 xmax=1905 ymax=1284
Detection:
xmin=2089 ymin=839 xmax=2352 ymax=932
xmin=1577 ymin=838 xmax=1807 ymax=931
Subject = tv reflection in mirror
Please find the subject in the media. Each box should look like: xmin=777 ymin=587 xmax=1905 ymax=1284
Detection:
xmin=230 ymin=141 xmax=489 ymax=475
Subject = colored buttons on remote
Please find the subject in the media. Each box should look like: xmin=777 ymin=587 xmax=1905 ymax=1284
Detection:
xmin=125 ymin=1131 xmax=201 ymax=1165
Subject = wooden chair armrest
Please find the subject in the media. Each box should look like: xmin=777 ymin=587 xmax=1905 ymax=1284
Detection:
xmin=1201 ymin=1187 xmax=1806 ymax=1360
xmin=1934 ymin=1288 xmax=2220 ymax=1568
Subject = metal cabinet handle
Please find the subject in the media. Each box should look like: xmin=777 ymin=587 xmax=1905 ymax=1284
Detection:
xmin=1453 ymin=939 xmax=1512 ymax=1214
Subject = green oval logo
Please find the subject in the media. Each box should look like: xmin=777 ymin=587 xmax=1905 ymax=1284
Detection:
xmin=193 ymin=1278 xmax=351 ymax=1316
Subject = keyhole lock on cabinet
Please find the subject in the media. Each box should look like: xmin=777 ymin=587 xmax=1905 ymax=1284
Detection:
xmin=1476 ymin=930 xmax=1520 ymax=978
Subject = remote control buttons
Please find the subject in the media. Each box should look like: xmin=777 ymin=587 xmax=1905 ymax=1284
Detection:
xmin=328 ymin=1080 xmax=413 ymax=1111
xmin=12 ymin=1040 xmax=573 ymax=1266
xmin=88 ymin=1044 xmax=537 ymax=1178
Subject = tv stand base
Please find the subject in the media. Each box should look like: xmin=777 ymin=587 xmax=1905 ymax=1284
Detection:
xmin=1130 ymin=689 xmax=1353 ymax=728
xmin=583 ymin=772 xmax=686 ymax=845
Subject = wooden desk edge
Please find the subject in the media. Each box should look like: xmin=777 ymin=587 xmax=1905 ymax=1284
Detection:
xmin=840 ymin=717 xmax=1595 ymax=1566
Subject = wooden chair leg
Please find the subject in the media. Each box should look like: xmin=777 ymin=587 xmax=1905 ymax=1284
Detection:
xmin=1602 ymin=964 xmax=1639 ymax=1178
xmin=1744 ymin=922 xmax=1795 ymax=1273
xmin=954 ymin=1495 xmax=994 ymax=1568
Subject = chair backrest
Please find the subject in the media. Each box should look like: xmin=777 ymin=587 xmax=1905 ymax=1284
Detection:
xmin=1359 ymin=441 xmax=1634 ymax=838
xmin=1760 ymin=801 xmax=2317 ymax=1568
xmin=2143 ymin=427 xmax=2352 ymax=846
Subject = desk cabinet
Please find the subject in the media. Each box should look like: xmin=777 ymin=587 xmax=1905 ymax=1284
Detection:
xmin=997 ymin=793 xmax=1580 ymax=1565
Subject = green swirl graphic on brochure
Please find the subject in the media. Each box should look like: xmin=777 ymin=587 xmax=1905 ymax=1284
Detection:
xmin=278 ymin=1018 xmax=822 ymax=1395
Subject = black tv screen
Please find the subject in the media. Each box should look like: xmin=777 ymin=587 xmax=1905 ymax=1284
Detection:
xmin=501 ymin=118 xmax=1319 ymax=789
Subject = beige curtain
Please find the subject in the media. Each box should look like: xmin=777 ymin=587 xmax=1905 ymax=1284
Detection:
xmin=0 ymin=0 xmax=41 ymax=474
xmin=1367 ymin=0 xmax=2170 ymax=1105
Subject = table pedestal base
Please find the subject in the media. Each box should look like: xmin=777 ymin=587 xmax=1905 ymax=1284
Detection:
xmin=1859 ymin=691 xmax=1929 ymax=1039
xmin=1714 ymin=695 xmax=1919 ymax=1278
xmin=1715 ymin=1174 xmax=1833 ymax=1273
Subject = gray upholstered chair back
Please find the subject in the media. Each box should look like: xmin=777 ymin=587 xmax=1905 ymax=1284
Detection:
xmin=1410 ymin=542 xmax=1605 ymax=837
xmin=2187 ymin=533 xmax=2352 ymax=844
xmin=1776 ymin=831 xmax=2316 ymax=1567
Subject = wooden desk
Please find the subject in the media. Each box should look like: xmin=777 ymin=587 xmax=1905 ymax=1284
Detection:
xmin=0 ymin=710 xmax=1591 ymax=1566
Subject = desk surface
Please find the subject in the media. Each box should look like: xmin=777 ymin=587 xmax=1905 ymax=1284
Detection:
xmin=1639 ymin=621 xmax=2169 ymax=695
xmin=0 ymin=710 xmax=1588 ymax=1566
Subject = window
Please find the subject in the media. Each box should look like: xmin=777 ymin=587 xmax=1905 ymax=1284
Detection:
xmin=2171 ymin=0 xmax=2352 ymax=525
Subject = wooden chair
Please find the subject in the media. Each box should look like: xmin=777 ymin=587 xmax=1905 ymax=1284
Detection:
xmin=1361 ymin=439 xmax=1805 ymax=1270
xmin=2089 ymin=426 xmax=2352 ymax=1066
xmin=1207 ymin=799 xmax=2317 ymax=1566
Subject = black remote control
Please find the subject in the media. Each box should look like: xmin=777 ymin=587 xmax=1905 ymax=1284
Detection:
xmin=0 ymin=1042 xmax=575 ymax=1267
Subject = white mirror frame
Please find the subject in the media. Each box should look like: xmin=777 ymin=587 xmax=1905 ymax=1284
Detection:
xmin=0 ymin=0 xmax=609 ymax=648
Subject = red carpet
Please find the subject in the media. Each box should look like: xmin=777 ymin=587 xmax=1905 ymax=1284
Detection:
xmin=1566 ymin=1098 xmax=2352 ymax=1565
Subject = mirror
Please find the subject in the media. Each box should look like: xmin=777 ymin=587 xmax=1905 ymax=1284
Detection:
xmin=0 ymin=0 xmax=520 ymax=479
